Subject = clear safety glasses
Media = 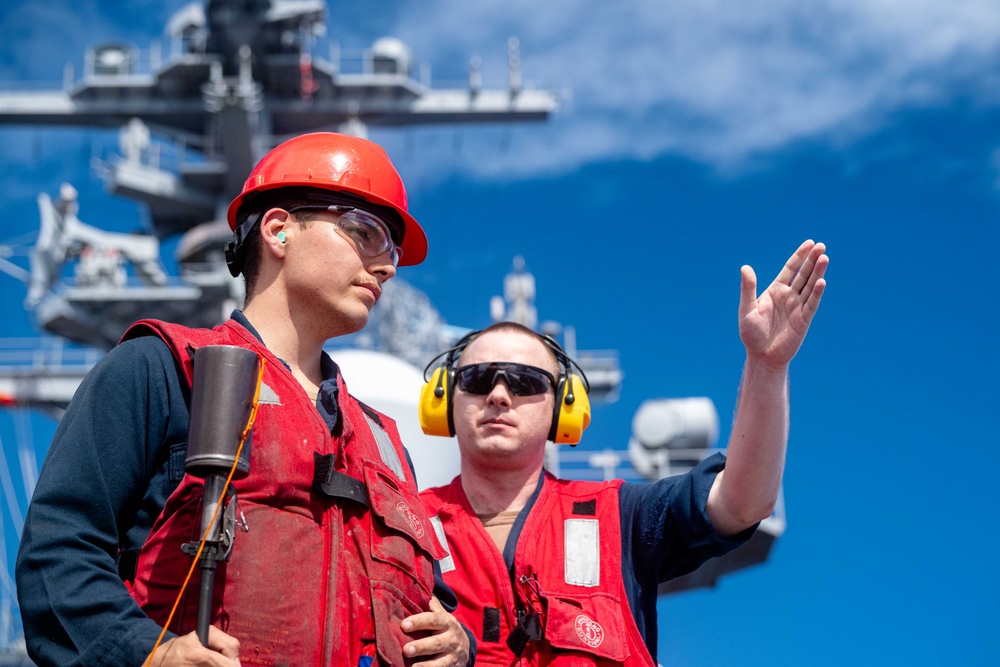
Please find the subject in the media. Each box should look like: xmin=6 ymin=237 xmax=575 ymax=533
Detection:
xmin=288 ymin=205 xmax=403 ymax=267
xmin=454 ymin=362 xmax=556 ymax=397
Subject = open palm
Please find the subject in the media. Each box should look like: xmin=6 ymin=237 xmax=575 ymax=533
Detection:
xmin=739 ymin=240 xmax=829 ymax=369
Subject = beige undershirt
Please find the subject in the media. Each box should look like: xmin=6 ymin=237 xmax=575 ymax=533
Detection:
xmin=477 ymin=510 xmax=521 ymax=553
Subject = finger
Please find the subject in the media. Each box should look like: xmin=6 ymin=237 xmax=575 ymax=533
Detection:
xmin=404 ymin=636 xmax=445 ymax=660
xmin=409 ymin=656 xmax=461 ymax=667
xmin=185 ymin=631 xmax=241 ymax=667
xmin=206 ymin=626 xmax=241 ymax=661
xmin=790 ymin=241 xmax=824 ymax=295
xmin=738 ymin=265 xmax=758 ymax=319
xmin=403 ymin=600 xmax=466 ymax=664
xmin=405 ymin=635 xmax=466 ymax=667
xmin=802 ymin=277 xmax=827 ymax=325
xmin=402 ymin=611 xmax=443 ymax=634
xmin=408 ymin=656 xmax=458 ymax=667
xmin=402 ymin=596 xmax=448 ymax=633
xmin=151 ymin=632 xmax=240 ymax=667
xmin=774 ymin=239 xmax=815 ymax=288
xmin=799 ymin=247 xmax=828 ymax=296
xmin=404 ymin=625 xmax=463 ymax=660
xmin=794 ymin=246 xmax=828 ymax=329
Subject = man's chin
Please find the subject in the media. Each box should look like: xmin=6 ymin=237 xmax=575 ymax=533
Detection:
xmin=476 ymin=436 xmax=534 ymax=460
xmin=322 ymin=309 xmax=370 ymax=340
xmin=342 ymin=309 xmax=371 ymax=334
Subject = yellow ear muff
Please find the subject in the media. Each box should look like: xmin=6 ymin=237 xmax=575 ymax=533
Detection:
xmin=419 ymin=366 xmax=453 ymax=437
xmin=551 ymin=372 xmax=591 ymax=445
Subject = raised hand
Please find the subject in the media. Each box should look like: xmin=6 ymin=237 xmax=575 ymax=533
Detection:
xmin=738 ymin=240 xmax=828 ymax=369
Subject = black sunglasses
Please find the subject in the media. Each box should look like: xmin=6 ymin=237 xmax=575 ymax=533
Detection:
xmin=454 ymin=362 xmax=556 ymax=397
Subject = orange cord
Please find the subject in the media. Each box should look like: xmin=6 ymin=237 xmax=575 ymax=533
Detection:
xmin=143 ymin=355 xmax=266 ymax=666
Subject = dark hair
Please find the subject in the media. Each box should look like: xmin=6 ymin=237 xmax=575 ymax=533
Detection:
xmin=234 ymin=189 xmax=314 ymax=301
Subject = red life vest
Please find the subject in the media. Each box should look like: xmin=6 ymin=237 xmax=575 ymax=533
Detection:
xmin=422 ymin=474 xmax=656 ymax=667
xmin=123 ymin=319 xmax=445 ymax=667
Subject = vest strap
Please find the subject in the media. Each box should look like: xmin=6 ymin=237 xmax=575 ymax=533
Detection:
xmin=312 ymin=453 xmax=369 ymax=508
xmin=482 ymin=607 xmax=501 ymax=643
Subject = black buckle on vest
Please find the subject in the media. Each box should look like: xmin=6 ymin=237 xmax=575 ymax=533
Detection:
xmin=507 ymin=574 xmax=545 ymax=656
xmin=312 ymin=453 xmax=369 ymax=509
xmin=506 ymin=610 xmax=543 ymax=656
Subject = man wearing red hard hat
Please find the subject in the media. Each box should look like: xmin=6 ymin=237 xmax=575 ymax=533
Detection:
xmin=17 ymin=133 xmax=472 ymax=667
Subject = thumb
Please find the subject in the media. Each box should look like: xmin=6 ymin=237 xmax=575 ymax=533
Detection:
xmin=738 ymin=265 xmax=757 ymax=319
xmin=427 ymin=595 xmax=445 ymax=613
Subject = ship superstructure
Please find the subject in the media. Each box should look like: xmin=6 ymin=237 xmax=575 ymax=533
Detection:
xmin=0 ymin=1 xmax=782 ymax=661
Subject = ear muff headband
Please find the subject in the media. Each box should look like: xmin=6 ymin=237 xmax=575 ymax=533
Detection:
xmin=419 ymin=329 xmax=591 ymax=445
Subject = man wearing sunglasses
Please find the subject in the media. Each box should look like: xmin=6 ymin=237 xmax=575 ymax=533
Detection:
xmin=421 ymin=240 xmax=829 ymax=666
xmin=17 ymin=133 xmax=472 ymax=667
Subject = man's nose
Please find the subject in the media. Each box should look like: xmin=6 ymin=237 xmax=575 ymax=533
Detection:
xmin=486 ymin=378 xmax=512 ymax=407
xmin=366 ymin=252 xmax=396 ymax=282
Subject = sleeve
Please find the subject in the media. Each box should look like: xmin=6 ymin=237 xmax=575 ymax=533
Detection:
xmin=15 ymin=336 xmax=190 ymax=667
xmin=620 ymin=452 xmax=757 ymax=586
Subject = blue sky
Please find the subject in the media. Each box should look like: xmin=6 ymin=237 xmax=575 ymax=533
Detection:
xmin=2 ymin=1 xmax=999 ymax=665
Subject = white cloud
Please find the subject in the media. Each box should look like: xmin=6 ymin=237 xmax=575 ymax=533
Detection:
xmin=384 ymin=0 xmax=1000 ymax=179
xmin=5 ymin=0 xmax=1000 ymax=187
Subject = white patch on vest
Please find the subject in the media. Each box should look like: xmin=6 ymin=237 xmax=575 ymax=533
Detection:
xmin=564 ymin=519 xmax=600 ymax=587
xmin=363 ymin=413 xmax=406 ymax=482
xmin=396 ymin=501 xmax=425 ymax=538
xmin=429 ymin=515 xmax=455 ymax=573
xmin=574 ymin=614 xmax=605 ymax=648
xmin=257 ymin=382 xmax=281 ymax=405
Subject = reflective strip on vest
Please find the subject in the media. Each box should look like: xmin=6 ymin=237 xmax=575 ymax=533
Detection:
xmin=564 ymin=518 xmax=600 ymax=586
xmin=429 ymin=515 xmax=455 ymax=573
xmin=257 ymin=381 xmax=281 ymax=405
xmin=364 ymin=412 xmax=406 ymax=482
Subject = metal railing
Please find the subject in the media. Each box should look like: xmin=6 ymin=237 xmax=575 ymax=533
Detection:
xmin=0 ymin=338 xmax=102 ymax=373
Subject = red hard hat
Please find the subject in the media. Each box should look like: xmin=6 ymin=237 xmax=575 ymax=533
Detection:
xmin=227 ymin=132 xmax=427 ymax=266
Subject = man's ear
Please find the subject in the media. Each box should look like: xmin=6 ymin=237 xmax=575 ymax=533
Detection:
xmin=259 ymin=207 xmax=291 ymax=258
